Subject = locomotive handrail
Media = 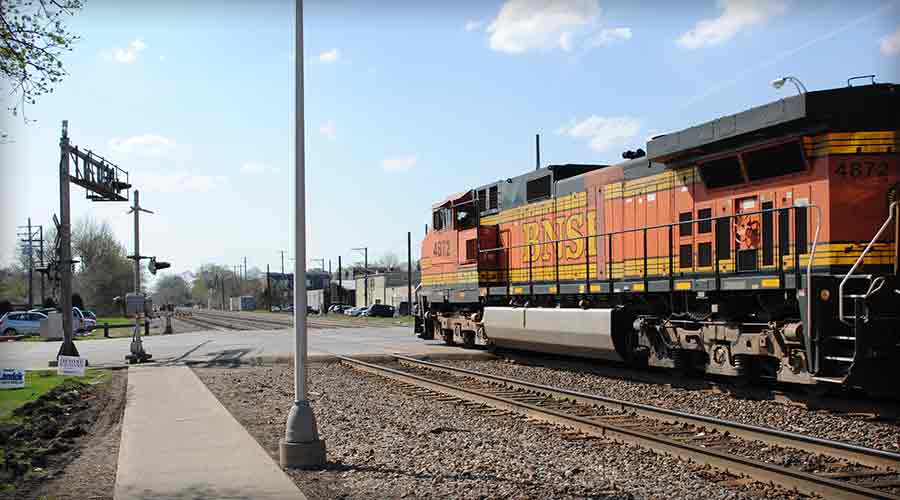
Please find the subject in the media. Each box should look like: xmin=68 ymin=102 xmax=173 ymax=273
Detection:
xmin=839 ymin=201 xmax=898 ymax=326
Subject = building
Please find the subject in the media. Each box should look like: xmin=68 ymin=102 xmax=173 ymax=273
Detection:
xmin=355 ymin=271 xmax=420 ymax=309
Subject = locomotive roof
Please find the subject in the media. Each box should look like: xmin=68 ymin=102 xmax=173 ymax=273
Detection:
xmin=647 ymin=82 xmax=899 ymax=163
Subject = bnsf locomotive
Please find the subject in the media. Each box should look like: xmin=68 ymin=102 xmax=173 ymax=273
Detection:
xmin=413 ymin=83 xmax=900 ymax=398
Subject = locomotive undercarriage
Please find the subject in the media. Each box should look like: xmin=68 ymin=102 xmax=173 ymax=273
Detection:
xmin=419 ymin=289 xmax=817 ymax=386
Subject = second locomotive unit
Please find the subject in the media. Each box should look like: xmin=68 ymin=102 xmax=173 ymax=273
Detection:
xmin=414 ymin=82 xmax=900 ymax=398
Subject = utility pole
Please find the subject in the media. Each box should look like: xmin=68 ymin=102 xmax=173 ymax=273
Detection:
xmin=267 ymin=264 xmax=271 ymax=310
xmin=127 ymin=191 xmax=153 ymax=294
xmin=280 ymin=250 xmax=286 ymax=275
xmin=58 ymin=121 xmax=77 ymax=358
xmin=38 ymin=225 xmax=44 ymax=305
xmin=243 ymin=256 xmax=247 ymax=282
xmin=338 ymin=256 xmax=342 ymax=305
xmin=352 ymin=247 xmax=368 ymax=307
xmin=407 ymin=231 xmax=412 ymax=316
xmin=280 ymin=0 xmax=326 ymax=468
xmin=17 ymin=218 xmax=35 ymax=309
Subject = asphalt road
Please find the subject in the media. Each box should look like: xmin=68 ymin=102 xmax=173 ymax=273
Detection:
xmin=0 ymin=324 xmax=469 ymax=370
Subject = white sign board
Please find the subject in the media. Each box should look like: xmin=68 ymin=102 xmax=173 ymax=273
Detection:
xmin=57 ymin=356 xmax=86 ymax=376
xmin=0 ymin=368 xmax=26 ymax=389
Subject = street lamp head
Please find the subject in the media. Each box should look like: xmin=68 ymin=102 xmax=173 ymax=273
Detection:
xmin=771 ymin=75 xmax=806 ymax=94
xmin=771 ymin=77 xmax=787 ymax=89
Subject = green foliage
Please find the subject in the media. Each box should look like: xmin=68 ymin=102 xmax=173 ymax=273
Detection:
xmin=0 ymin=0 xmax=84 ymax=117
xmin=152 ymin=274 xmax=189 ymax=305
xmin=0 ymin=369 xmax=108 ymax=422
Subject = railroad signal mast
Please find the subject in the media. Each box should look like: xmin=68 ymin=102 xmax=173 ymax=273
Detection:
xmin=57 ymin=120 xmax=131 ymax=359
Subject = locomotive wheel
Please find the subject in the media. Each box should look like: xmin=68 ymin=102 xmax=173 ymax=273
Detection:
xmin=462 ymin=330 xmax=476 ymax=349
xmin=441 ymin=328 xmax=455 ymax=345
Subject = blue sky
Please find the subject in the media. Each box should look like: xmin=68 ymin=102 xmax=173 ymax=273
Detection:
xmin=1 ymin=0 xmax=899 ymax=284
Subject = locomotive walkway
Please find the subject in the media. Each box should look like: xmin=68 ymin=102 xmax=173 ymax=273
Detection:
xmin=113 ymin=366 xmax=308 ymax=500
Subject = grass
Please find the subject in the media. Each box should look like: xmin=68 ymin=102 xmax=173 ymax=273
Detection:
xmin=0 ymin=369 xmax=110 ymax=423
xmin=93 ymin=315 xmax=132 ymax=325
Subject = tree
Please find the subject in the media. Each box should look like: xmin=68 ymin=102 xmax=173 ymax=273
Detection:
xmin=378 ymin=252 xmax=400 ymax=271
xmin=69 ymin=217 xmax=133 ymax=314
xmin=1 ymin=0 xmax=84 ymax=118
xmin=153 ymin=275 xmax=190 ymax=306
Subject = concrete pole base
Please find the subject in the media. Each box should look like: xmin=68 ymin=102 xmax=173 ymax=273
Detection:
xmin=56 ymin=339 xmax=80 ymax=358
xmin=280 ymin=401 xmax=326 ymax=468
xmin=279 ymin=438 xmax=326 ymax=469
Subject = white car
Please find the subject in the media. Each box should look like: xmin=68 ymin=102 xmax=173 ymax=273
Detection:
xmin=0 ymin=311 xmax=48 ymax=336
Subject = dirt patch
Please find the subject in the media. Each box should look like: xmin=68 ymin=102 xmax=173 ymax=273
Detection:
xmin=0 ymin=370 xmax=127 ymax=500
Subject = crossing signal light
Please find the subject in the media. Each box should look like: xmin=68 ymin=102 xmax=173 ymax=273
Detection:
xmin=149 ymin=257 xmax=171 ymax=275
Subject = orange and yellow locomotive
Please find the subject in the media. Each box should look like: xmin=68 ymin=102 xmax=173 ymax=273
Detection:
xmin=415 ymin=83 xmax=900 ymax=397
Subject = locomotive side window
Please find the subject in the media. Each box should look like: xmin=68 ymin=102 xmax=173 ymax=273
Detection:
xmin=489 ymin=186 xmax=499 ymax=210
xmin=795 ymin=207 xmax=808 ymax=255
xmin=679 ymin=212 xmax=693 ymax=236
xmin=526 ymin=175 xmax=551 ymax=202
xmin=778 ymin=209 xmax=790 ymax=260
xmin=761 ymin=201 xmax=774 ymax=266
xmin=477 ymin=189 xmax=487 ymax=212
xmin=698 ymin=242 xmax=712 ymax=267
xmin=697 ymin=208 xmax=712 ymax=233
xmin=456 ymin=205 xmax=475 ymax=230
xmin=679 ymin=244 xmax=693 ymax=269
xmin=699 ymin=156 xmax=744 ymax=189
xmin=743 ymin=142 xmax=806 ymax=182
xmin=715 ymin=217 xmax=731 ymax=262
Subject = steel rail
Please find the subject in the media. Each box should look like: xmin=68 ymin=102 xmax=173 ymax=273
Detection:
xmin=392 ymin=355 xmax=900 ymax=470
xmin=339 ymin=355 xmax=900 ymax=500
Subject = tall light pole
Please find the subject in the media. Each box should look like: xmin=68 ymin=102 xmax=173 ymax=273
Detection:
xmin=351 ymin=247 xmax=368 ymax=307
xmin=280 ymin=0 xmax=325 ymax=468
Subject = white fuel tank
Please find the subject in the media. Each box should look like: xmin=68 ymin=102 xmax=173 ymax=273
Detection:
xmin=482 ymin=307 xmax=623 ymax=361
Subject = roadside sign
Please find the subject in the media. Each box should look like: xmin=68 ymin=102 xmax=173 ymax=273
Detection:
xmin=0 ymin=368 xmax=26 ymax=389
xmin=57 ymin=356 xmax=86 ymax=376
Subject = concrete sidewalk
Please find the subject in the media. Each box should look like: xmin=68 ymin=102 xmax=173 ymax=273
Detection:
xmin=114 ymin=366 xmax=307 ymax=500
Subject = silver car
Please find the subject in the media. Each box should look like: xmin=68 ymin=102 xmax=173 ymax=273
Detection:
xmin=0 ymin=311 xmax=48 ymax=335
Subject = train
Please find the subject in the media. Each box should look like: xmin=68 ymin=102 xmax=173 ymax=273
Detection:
xmin=413 ymin=82 xmax=900 ymax=398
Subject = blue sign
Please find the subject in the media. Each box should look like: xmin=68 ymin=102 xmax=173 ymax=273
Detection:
xmin=0 ymin=368 xmax=25 ymax=389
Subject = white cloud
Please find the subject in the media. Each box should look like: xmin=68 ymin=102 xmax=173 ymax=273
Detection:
xmin=108 ymin=134 xmax=175 ymax=156
xmin=382 ymin=155 xmax=417 ymax=172
xmin=590 ymin=27 xmax=632 ymax=46
xmin=319 ymin=120 xmax=336 ymax=139
xmin=881 ymin=25 xmax=900 ymax=56
xmin=556 ymin=116 xmax=641 ymax=152
xmin=487 ymin=0 xmax=600 ymax=54
xmin=465 ymin=19 xmax=484 ymax=32
xmin=318 ymin=48 xmax=340 ymax=63
xmin=240 ymin=162 xmax=279 ymax=174
xmin=139 ymin=172 xmax=227 ymax=193
xmin=113 ymin=39 xmax=147 ymax=63
xmin=677 ymin=0 xmax=786 ymax=50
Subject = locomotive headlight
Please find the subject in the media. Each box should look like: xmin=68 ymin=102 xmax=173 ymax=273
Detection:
xmin=820 ymin=289 xmax=831 ymax=301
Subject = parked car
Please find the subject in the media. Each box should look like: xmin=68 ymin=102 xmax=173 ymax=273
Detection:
xmin=72 ymin=307 xmax=95 ymax=333
xmin=0 ymin=311 xmax=48 ymax=336
xmin=344 ymin=306 xmax=365 ymax=317
xmin=306 ymin=306 xmax=319 ymax=315
xmin=328 ymin=304 xmax=349 ymax=313
xmin=271 ymin=306 xmax=282 ymax=312
xmin=27 ymin=307 xmax=90 ymax=333
xmin=362 ymin=304 xmax=395 ymax=318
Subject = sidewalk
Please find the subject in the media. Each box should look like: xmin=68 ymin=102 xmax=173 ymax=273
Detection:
xmin=114 ymin=366 xmax=307 ymax=500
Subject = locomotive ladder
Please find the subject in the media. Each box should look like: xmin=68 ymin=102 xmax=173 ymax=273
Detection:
xmin=825 ymin=201 xmax=900 ymax=373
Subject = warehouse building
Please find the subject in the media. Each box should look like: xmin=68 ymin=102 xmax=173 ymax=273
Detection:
xmin=355 ymin=271 xmax=420 ymax=310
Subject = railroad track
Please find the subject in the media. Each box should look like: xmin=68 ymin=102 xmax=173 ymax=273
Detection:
xmin=180 ymin=310 xmax=358 ymax=331
xmin=340 ymin=354 xmax=900 ymax=500
xmin=495 ymin=350 xmax=900 ymax=419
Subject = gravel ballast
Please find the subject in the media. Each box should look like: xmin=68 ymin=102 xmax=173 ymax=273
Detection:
xmin=443 ymin=358 xmax=900 ymax=453
xmin=195 ymin=363 xmax=807 ymax=500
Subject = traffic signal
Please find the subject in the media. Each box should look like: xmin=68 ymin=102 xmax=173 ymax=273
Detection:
xmin=149 ymin=257 xmax=171 ymax=275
